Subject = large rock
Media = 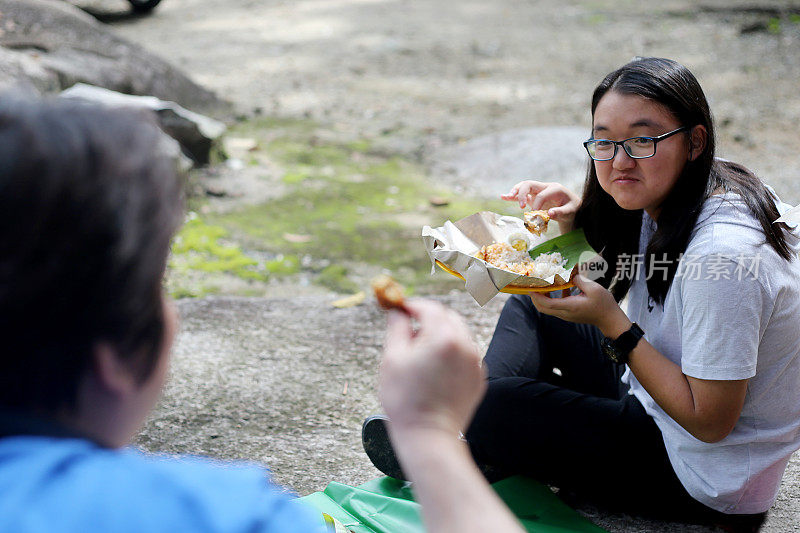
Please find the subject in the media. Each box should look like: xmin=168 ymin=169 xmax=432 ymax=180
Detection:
xmin=61 ymin=83 xmax=226 ymax=165
xmin=0 ymin=0 xmax=227 ymax=115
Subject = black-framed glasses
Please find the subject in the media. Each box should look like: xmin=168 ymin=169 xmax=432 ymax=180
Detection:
xmin=583 ymin=126 xmax=688 ymax=161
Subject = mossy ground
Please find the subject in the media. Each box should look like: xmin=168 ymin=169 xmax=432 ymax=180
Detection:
xmin=167 ymin=117 xmax=512 ymax=298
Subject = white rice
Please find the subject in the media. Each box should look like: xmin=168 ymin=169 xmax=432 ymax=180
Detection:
xmin=529 ymin=251 xmax=570 ymax=279
xmin=479 ymin=242 xmax=570 ymax=279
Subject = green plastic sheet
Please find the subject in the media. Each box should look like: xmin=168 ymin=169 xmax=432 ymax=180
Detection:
xmin=299 ymin=475 xmax=608 ymax=532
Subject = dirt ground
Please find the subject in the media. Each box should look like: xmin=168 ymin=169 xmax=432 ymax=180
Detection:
xmin=100 ymin=0 xmax=800 ymax=202
xmin=76 ymin=0 xmax=800 ymax=530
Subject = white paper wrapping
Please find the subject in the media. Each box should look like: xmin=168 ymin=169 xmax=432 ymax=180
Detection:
xmin=422 ymin=212 xmax=572 ymax=306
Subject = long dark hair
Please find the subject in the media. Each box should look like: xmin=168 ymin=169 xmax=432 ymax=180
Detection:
xmin=574 ymin=57 xmax=793 ymax=304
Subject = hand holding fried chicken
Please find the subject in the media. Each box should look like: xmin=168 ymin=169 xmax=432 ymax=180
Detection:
xmin=502 ymin=180 xmax=581 ymax=234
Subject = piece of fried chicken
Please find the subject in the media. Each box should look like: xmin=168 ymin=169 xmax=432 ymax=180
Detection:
xmin=523 ymin=210 xmax=550 ymax=236
xmin=371 ymin=274 xmax=406 ymax=311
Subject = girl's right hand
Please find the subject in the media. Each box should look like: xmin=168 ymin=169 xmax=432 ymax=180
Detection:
xmin=501 ymin=180 xmax=581 ymax=233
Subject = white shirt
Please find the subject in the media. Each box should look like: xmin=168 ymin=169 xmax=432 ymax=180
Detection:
xmin=621 ymin=192 xmax=800 ymax=514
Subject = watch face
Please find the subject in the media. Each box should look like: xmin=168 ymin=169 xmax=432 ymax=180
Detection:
xmin=601 ymin=337 xmax=620 ymax=363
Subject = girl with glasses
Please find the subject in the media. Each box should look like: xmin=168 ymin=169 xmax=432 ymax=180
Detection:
xmin=467 ymin=57 xmax=800 ymax=528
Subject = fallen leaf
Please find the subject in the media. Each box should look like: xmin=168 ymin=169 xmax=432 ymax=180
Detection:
xmin=332 ymin=291 xmax=365 ymax=308
xmin=283 ymin=233 xmax=313 ymax=243
xmin=429 ymin=196 xmax=450 ymax=207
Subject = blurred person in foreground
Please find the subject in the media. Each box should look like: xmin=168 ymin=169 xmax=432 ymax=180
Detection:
xmin=0 ymin=98 xmax=522 ymax=532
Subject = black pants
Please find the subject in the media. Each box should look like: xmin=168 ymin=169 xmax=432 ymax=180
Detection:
xmin=466 ymin=295 xmax=766 ymax=526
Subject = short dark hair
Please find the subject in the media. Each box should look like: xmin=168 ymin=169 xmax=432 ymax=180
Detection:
xmin=0 ymin=97 xmax=184 ymax=412
xmin=575 ymin=57 xmax=792 ymax=304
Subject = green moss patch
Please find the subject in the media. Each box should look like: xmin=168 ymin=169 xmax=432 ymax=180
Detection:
xmin=172 ymin=117 xmax=514 ymax=296
xmin=167 ymin=217 xmax=299 ymax=297
xmin=210 ymin=134 xmax=507 ymax=293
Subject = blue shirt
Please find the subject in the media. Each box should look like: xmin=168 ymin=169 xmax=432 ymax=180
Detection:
xmin=0 ymin=435 xmax=325 ymax=532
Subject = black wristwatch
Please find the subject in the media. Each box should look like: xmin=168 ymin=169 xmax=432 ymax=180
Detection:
xmin=601 ymin=323 xmax=644 ymax=365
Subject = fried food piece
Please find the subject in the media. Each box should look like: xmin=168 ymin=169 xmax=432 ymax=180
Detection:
xmin=371 ymin=274 xmax=406 ymax=310
xmin=477 ymin=242 xmax=535 ymax=276
xmin=523 ymin=210 xmax=550 ymax=236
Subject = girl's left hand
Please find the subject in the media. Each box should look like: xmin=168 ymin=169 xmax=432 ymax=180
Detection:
xmin=529 ymin=274 xmax=631 ymax=337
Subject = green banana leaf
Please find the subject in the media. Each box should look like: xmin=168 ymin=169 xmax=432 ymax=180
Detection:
xmin=528 ymin=228 xmax=598 ymax=273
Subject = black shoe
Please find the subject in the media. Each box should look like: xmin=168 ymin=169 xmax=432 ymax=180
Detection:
xmin=361 ymin=414 xmax=511 ymax=484
xmin=362 ymin=414 xmax=407 ymax=481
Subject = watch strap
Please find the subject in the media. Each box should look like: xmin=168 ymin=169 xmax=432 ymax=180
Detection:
xmin=603 ymin=323 xmax=644 ymax=364
xmin=613 ymin=323 xmax=644 ymax=357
